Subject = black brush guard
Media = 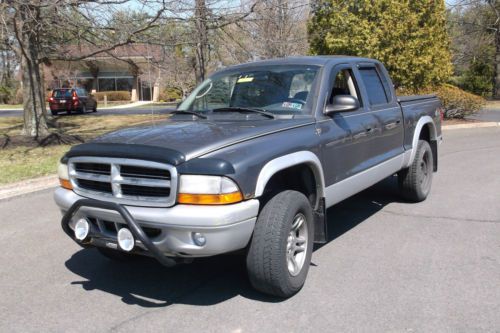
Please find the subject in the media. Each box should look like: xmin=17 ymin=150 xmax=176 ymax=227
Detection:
xmin=61 ymin=198 xmax=177 ymax=267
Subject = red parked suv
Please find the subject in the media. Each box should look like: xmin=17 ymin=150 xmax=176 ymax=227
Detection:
xmin=49 ymin=88 xmax=97 ymax=116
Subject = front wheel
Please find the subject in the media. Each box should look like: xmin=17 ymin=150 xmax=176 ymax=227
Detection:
xmin=246 ymin=190 xmax=314 ymax=298
xmin=398 ymin=140 xmax=434 ymax=202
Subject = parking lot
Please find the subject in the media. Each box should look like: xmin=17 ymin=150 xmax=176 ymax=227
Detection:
xmin=0 ymin=127 xmax=499 ymax=332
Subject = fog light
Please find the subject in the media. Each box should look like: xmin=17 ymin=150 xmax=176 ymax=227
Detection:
xmin=192 ymin=232 xmax=206 ymax=246
xmin=117 ymin=228 xmax=134 ymax=252
xmin=74 ymin=218 xmax=90 ymax=241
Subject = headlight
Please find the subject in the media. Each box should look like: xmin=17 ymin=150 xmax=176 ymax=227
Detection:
xmin=177 ymin=175 xmax=243 ymax=205
xmin=58 ymin=161 xmax=73 ymax=190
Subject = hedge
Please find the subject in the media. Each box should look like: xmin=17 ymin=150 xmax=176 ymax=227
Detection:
xmin=93 ymin=91 xmax=131 ymax=101
xmin=398 ymin=84 xmax=485 ymax=119
xmin=159 ymin=87 xmax=182 ymax=102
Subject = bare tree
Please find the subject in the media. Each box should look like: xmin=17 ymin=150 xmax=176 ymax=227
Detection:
xmin=0 ymin=0 xmax=169 ymax=139
xmin=448 ymin=0 xmax=499 ymax=97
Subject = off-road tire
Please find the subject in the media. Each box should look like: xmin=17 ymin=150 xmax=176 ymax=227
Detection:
xmin=97 ymin=247 xmax=137 ymax=261
xmin=246 ymin=190 xmax=314 ymax=298
xmin=398 ymin=140 xmax=434 ymax=202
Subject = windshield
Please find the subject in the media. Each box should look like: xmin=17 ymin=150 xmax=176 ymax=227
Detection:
xmin=178 ymin=65 xmax=320 ymax=116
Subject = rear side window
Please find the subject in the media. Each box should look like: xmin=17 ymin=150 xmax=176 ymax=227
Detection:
xmin=358 ymin=68 xmax=388 ymax=105
xmin=53 ymin=90 xmax=71 ymax=98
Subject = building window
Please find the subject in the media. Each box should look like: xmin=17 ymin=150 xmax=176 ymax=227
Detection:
xmin=116 ymin=78 xmax=134 ymax=91
xmin=77 ymin=78 xmax=93 ymax=92
xmin=98 ymin=78 xmax=116 ymax=91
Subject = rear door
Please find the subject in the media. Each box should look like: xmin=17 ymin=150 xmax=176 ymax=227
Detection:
xmin=76 ymin=88 xmax=89 ymax=107
xmin=356 ymin=63 xmax=404 ymax=162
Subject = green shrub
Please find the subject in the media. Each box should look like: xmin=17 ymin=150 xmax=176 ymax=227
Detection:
xmin=159 ymin=87 xmax=182 ymax=102
xmin=0 ymin=86 xmax=14 ymax=104
xmin=398 ymin=84 xmax=485 ymax=119
xmin=93 ymin=91 xmax=131 ymax=101
xmin=460 ymin=60 xmax=493 ymax=97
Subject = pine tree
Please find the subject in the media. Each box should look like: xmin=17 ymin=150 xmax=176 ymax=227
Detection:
xmin=308 ymin=0 xmax=453 ymax=89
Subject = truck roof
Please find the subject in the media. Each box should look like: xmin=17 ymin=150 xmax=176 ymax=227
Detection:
xmin=219 ymin=56 xmax=377 ymax=72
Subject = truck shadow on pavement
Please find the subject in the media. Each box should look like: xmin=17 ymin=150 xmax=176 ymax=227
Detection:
xmin=65 ymin=176 xmax=404 ymax=306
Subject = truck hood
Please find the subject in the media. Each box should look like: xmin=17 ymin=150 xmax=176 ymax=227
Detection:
xmin=92 ymin=118 xmax=314 ymax=160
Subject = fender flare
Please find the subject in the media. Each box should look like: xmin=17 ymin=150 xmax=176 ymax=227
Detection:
xmin=403 ymin=116 xmax=438 ymax=168
xmin=254 ymin=151 xmax=325 ymax=208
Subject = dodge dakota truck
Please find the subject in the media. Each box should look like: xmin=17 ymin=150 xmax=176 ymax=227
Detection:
xmin=55 ymin=56 xmax=442 ymax=298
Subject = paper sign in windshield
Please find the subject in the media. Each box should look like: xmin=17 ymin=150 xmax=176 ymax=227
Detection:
xmin=282 ymin=102 xmax=303 ymax=110
xmin=237 ymin=76 xmax=254 ymax=83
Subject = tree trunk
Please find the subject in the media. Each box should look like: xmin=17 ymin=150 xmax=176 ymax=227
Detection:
xmin=194 ymin=0 xmax=209 ymax=83
xmin=21 ymin=47 xmax=49 ymax=137
xmin=494 ymin=29 xmax=500 ymax=99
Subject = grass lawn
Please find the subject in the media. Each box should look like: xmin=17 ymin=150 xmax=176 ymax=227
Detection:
xmin=0 ymin=113 xmax=169 ymax=185
xmin=127 ymin=102 xmax=178 ymax=110
xmin=0 ymin=104 xmax=22 ymax=109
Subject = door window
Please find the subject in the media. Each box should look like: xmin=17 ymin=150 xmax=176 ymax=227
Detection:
xmin=329 ymin=69 xmax=361 ymax=105
xmin=358 ymin=67 xmax=389 ymax=105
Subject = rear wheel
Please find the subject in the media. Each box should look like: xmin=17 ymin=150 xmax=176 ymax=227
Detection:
xmin=51 ymin=110 xmax=58 ymax=116
xmin=246 ymin=190 xmax=314 ymax=298
xmin=77 ymin=105 xmax=86 ymax=114
xmin=398 ymin=140 xmax=433 ymax=202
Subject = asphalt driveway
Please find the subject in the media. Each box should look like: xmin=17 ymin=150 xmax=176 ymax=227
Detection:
xmin=0 ymin=127 xmax=499 ymax=332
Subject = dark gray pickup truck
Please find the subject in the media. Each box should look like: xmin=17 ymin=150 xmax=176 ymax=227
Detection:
xmin=55 ymin=56 xmax=442 ymax=297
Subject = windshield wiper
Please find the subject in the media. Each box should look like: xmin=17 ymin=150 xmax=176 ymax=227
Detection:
xmin=171 ymin=110 xmax=207 ymax=119
xmin=212 ymin=107 xmax=275 ymax=119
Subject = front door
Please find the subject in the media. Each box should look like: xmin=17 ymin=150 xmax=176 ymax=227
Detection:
xmin=317 ymin=65 xmax=381 ymax=187
xmin=140 ymin=80 xmax=152 ymax=101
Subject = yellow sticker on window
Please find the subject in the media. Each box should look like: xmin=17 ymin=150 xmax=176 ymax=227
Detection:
xmin=237 ymin=77 xmax=254 ymax=83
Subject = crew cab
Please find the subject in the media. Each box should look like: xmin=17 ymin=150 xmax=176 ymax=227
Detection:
xmin=49 ymin=88 xmax=97 ymax=116
xmin=55 ymin=56 xmax=442 ymax=298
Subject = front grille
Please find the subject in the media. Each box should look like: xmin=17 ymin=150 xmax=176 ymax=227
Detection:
xmin=78 ymin=179 xmax=113 ymax=193
xmin=75 ymin=162 xmax=111 ymax=175
xmin=68 ymin=157 xmax=178 ymax=207
xmin=121 ymin=184 xmax=170 ymax=197
xmin=120 ymin=165 xmax=170 ymax=180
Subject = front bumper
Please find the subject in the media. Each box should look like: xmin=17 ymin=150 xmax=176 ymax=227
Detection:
xmin=55 ymin=188 xmax=259 ymax=260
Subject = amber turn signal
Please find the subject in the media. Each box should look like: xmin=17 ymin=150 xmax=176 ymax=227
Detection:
xmin=178 ymin=191 xmax=243 ymax=205
xmin=59 ymin=178 xmax=73 ymax=190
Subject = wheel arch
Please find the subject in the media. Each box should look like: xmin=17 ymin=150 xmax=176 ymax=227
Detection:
xmin=254 ymin=151 xmax=325 ymax=209
xmin=404 ymin=116 xmax=438 ymax=170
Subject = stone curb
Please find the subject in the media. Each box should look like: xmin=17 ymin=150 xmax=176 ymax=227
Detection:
xmin=0 ymin=175 xmax=58 ymax=201
xmin=442 ymin=122 xmax=500 ymax=130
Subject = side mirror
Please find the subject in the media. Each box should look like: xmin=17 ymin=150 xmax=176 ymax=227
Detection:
xmin=325 ymin=95 xmax=360 ymax=115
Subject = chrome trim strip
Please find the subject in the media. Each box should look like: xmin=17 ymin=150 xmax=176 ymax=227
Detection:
xmin=71 ymin=171 xmax=111 ymax=182
xmin=324 ymin=154 xmax=404 ymax=207
xmin=68 ymin=156 xmax=178 ymax=207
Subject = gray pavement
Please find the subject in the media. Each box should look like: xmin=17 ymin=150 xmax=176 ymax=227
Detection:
xmin=466 ymin=103 xmax=500 ymax=122
xmin=0 ymin=127 xmax=499 ymax=332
